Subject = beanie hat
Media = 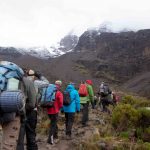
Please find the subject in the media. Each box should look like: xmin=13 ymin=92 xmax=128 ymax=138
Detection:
xmin=55 ymin=80 xmax=62 ymax=86
xmin=86 ymin=80 xmax=92 ymax=85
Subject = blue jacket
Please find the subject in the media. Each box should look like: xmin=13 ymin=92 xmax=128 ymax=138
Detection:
xmin=63 ymin=84 xmax=80 ymax=113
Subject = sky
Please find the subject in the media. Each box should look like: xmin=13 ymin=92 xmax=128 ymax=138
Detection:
xmin=0 ymin=0 xmax=150 ymax=48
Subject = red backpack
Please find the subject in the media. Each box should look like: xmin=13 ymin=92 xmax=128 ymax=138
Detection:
xmin=79 ymin=84 xmax=88 ymax=97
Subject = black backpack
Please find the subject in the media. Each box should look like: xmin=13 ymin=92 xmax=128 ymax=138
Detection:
xmin=63 ymin=91 xmax=71 ymax=106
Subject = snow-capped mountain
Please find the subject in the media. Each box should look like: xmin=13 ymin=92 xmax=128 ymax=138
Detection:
xmin=18 ymin=47 xmax=53 ymax=59
xmin=0 ymin=46 xmax=65 ymax=59
xmin=0 ymin=34 xmax=79 ymax=59
xmin=47 ymin=34 xmax=79 ymax=57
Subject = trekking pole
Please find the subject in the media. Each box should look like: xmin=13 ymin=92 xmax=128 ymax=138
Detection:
xmin=0 ymin=124 xmax=3 ymax=150
xmin=16 ymin=108 xmax=26 ymax=150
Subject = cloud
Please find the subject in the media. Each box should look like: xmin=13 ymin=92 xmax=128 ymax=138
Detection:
xmin=0 ymin=0 xmax=150 ymax=47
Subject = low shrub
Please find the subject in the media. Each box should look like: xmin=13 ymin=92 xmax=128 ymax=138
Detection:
xmin=112 ymin=104 xmax=140 ymax=131
xmin=121 ymin=95 xmax=150 ymax=108
xmin=136 ymin=108 xmax=150 ymax=141
xmin=137 ymin=108 xmax=150 ymax=129
xmin=142 ymin=127 xmax=150 ymax=142
xmin=119 ymin=131 xmax=129 ymax=139
xmin=136 ymin=127 xmax=143 ymax=139
xmin=134 ymin=142 xmax=150 ymax=150
xmin=121 ymin=95 xmax=137 ymax=105
xmin=37 ymin=115 xmax=50 ymax=135
xmin=77 ymin=142 xmax=99 ymax=150
xmin=135 ymin=100 xmax=150 ymax=108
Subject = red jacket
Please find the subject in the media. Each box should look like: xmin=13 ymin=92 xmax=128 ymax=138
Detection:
xmin=47 ymin=90 xmax=63 ymax=114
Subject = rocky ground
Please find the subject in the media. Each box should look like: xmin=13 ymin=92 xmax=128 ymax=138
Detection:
xmin=36 ymin=105 xmax=108 ymax=150
xmin=1 ymin=97 xmax=149 ymax=150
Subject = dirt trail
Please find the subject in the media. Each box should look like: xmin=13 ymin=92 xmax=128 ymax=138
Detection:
xmin=0 ymin=106 xmax=108 ymax=150
xmin=37 ymin=107 xmax=107 ymax=150
xmin=2 ymin=117 xmax=20 ymax=150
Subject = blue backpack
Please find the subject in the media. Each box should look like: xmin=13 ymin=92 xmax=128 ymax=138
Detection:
xmin=40 ymin=84 xmax=57 ymax=108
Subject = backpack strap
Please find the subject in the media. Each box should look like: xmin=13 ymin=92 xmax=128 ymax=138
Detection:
xmin=0 ymin=69 xmax=11 ymax=92
xmin=19 ymin=78 xmax=27 ymax=99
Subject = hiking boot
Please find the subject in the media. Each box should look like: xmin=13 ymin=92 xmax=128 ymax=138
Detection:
xmin=54 ymin=138 xmax=59 ymax=144
xmin=0 ymin=125 xmax=2 ymax=130
xmin=53 ymin=134 xmax=58 ymax=139
xmin=47 ymin=135 xmax=54 ymax=145
xmin=82 ymin=123 xmax=89 ymax=127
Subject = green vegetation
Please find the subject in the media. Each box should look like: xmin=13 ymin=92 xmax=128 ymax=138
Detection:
xmin=73 ymin=63 xmax=89 ymax=75
xmin=37 ymin=114 xmax=49 ymax=135
xmin=112 ymin=95 xmax=150 ymax=143
xmin=94 ymin=71 xmax=117 ymax=82
xmin=79 ymin=94 xmax=150 ymax=149
xmin=37 ymin=94 xmax=150 ymax=149
xmin=121 ymin=95 xmax=150 ymax=108
xmin=112 ymin=104 xmax=140 ymax=131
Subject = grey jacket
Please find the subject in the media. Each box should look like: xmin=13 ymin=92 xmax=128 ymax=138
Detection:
xmin=23 ymin=77 xmax=37 ymax=111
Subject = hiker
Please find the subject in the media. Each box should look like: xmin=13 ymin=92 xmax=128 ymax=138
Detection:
xmin=27 ymin=69 xmax=49 ymax=105
xmin=0 ymin=61 xmax=25 ymax=150
xmin=0 ymin=61 xmax=37 ymax=150
xmin=79 ymin=80 xmax=94 ymax=127
xmin=62 ymin=83 xmax=80 ymax=139
xmin=19 ymin=68 xmax=38 ymax=150
xmin=98 ymin=82 xmax=113 ymax=113
xmin=22 ymin=69 xmax=49 ymax=149
xmin=47 ymin=80 xmax=63 ymax=145
xmin=112 ymin=92 xmax=120 ymax=105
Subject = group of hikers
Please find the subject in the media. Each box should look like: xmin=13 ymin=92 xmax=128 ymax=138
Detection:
xmin=0 ymin=61 xmax=119 ymax=150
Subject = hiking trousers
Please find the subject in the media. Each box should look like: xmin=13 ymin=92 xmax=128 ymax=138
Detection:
xmin=101 ymin=98 xmax=114 ymax=113
xmin=65 ymin=113 xmax=75 ymax=136
xmin=48 ymin=113 xmax=58 ymax=142
xmin=81 ymin=102 xmax=89 ymax=125
xmin=26 ymin=110 xmax=38 ymax=150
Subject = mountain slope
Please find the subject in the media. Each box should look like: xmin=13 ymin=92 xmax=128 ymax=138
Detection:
xmin=1 ymin=29 xmax=150 ymax=98
xmin=75 ymin=29 xmax=150 ymax=82
xmin=123 ymin=72 xmax=150 ymax=98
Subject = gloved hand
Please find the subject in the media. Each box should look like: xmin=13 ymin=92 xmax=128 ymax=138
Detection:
xmin=34 ymin=71 xmax=41 ymax=79
xmin=77 ymin=110 xmax=80 ymax=114
xmin=61 ymin=110 xmax=64 ymax=113
xmin=97 ymin=92 xmax=100 ymax=95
